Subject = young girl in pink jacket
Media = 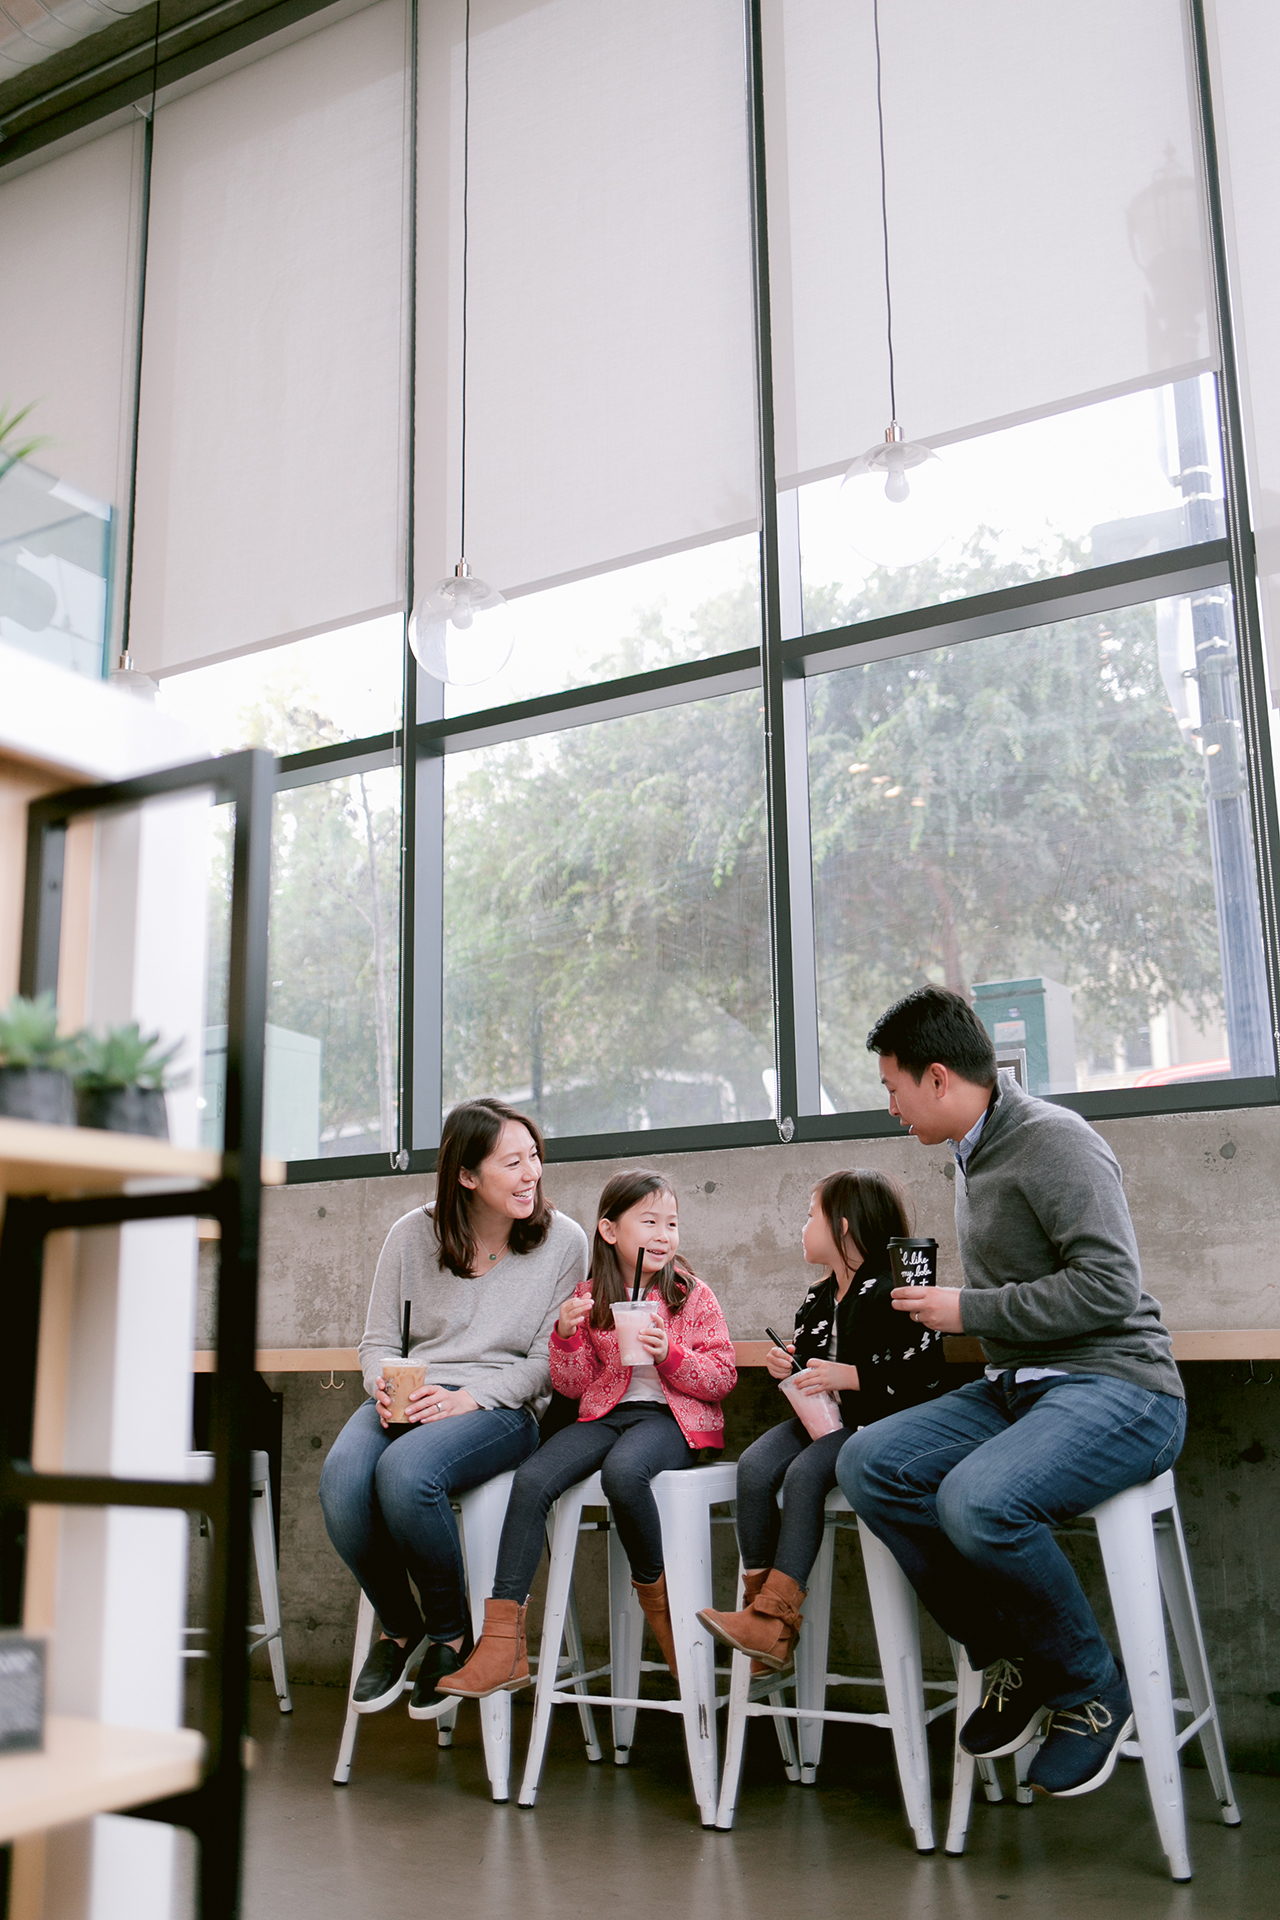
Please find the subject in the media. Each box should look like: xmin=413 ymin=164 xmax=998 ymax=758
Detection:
xmin=438 ymin=1170 xmax=736 ymax=1701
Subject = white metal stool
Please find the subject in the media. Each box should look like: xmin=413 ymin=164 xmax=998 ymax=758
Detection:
xmin=714 ymin=1488 xmax=979 ymax=1849
xmin=944 ymin=1470 xmax=1240 ymax=1880
xmin=518 ymin=1460 xmax=738 ymax=1826
xmin=332 ymin=1469 xmax=596 ymax=1802
xmin=185 ymin=1449 xmax=292 ymax=1713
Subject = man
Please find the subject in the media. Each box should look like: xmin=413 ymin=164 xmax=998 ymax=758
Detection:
xmin=836 ymin=984 xmax=1185 ymax=1796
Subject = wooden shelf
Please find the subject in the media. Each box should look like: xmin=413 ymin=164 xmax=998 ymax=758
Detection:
xmin=190 ymin=1332 xmax=1280 ymax=1374
xmin=0 ymin=1116 xmax=285 ymax=1197
xmin=0 ymin=1717 xmax=204 ymax=1842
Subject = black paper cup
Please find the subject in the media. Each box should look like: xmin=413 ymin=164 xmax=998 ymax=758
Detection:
xmin=888 ymin=1236 xmax=938 ymax=1288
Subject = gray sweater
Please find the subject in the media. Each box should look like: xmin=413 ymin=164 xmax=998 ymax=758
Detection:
xmin=956 ymin=1074 xmax=1182 ymax=1399
xmin=358 ymin=1207 xmax=589 ymax=1414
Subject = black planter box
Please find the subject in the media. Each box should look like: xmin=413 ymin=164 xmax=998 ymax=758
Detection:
xmin=76 ymin=1085 xmax=170 ymax=1139
xmin=0 ymin=1065 xmax=76 ymax=1126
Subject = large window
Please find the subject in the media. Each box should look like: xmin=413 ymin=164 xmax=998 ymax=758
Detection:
xmin=8 ymin=0 xmax=1280 ymax=1178
xmin=442 ymin=691 xmax=773 ymax=1135
xmin=808 ymin=590 xmax=1268 ymax=1112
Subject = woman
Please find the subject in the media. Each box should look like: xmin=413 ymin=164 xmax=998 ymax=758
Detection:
xmin=319 ymin=1097 xmax=588 ymax=1718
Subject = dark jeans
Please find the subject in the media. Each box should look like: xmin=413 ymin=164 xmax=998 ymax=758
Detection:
xmin=319 ymin=1396 xmax=539 ymax=1641
xmin=734 ymin=1417 xmax=850 ymax=1585
xmin=837 ymin=1372 xmax=1187 ymax=1708
xmin=491 ymin=1403 xmax=698 ymax=1601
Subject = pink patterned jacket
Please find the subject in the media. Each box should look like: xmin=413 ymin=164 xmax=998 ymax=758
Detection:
xmin=549 ymin=1278 xmax=738 ymax=1448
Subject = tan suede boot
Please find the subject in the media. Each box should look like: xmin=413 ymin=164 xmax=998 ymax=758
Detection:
xmin=698 ymin=1569 xmax=805 ymax=1673
xmin=435 ymin=1598 xmax=530 ymax=1697
xmin=632 ymin=1573 xmax=679 ymax=1679
xmin=700 ymin=1569 xmax=771 ymax=1676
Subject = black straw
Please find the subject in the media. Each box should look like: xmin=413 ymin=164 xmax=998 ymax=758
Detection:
xmin=765 ymin=1326 xmax=804 ymax=1376
xmin=401 ymin=1301 xmax=412 ymax=1358
xmin=630 ymin=1246 xmax=646 ymax=1303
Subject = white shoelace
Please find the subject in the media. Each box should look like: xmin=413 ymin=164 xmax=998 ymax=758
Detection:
xmin=1044 ymin=1698 xmax=1114 ymax=1738
xmin=980 ymin=1658 xmax=1024 ymax=1712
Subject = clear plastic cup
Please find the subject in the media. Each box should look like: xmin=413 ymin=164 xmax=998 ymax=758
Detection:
xmin=382 ymin=1357 xmax=427 ymax=1422
xmin=779 ymin=1371 xmax=844 ymax=1439
xmin=611 ymin=1300 xmax=659 ymax=1367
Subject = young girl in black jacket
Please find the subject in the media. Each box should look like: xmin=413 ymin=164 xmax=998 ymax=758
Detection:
xmin=699 ymin=1168 xmax=947 ymax=1672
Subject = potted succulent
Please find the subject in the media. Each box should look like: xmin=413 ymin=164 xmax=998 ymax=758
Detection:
xmin=73 ymin=1024 xmax=184 ymax=1139
xmin=0 ymin=992 xmax=78 ymax=1125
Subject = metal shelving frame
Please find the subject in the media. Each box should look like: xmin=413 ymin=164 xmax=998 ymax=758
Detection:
xmin=0 ymin=747 xmax=274 ymax=1920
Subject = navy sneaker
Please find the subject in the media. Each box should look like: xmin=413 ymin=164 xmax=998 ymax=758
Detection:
xmin=408 ymin=1630 xmax=474 ymax=1721
xmin=1027 ymin=1664 xmax=1135 ymax=1796
xmin=959 ymin=1657 xmax=1048 ymax=1759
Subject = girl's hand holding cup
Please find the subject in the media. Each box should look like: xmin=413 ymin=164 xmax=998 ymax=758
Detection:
xmin=636 ymin=1317 xmax=669 ymax=1363
xmin=557 ymin=1291 xmax=594 ymax=1341
xmin=766 ymin=1340 xmax=797 ymax=1381
xmin=797 ymin=1357 xmax=859 ymax=1395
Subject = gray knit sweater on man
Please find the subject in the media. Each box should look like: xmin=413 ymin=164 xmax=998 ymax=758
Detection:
xmin=956 ymin=1073 xmax=1182 ymax=1399
xmin=358 ymin=1206 xmax=589 ymax=1413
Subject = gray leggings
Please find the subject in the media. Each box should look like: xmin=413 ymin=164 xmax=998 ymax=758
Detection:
xmin=733 ymin=1418 xmax=852 ymax=1586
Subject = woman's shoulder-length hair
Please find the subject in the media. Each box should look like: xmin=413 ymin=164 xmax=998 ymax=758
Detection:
xmin=432 ymin=1098 xmax=553 ymax=1277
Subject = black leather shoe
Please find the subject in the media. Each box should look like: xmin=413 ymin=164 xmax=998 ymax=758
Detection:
xmin=408 ymin=1631 xmax=474 ymax=1721
xmin=352 ymin=1631 xmax=427 ymax=1714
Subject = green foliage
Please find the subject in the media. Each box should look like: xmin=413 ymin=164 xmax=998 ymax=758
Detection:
xmin=204 ymin=665 xmax=401 ymax=1150
xmin=73 ymin=1024 xmax=184 ymax=1091
xmin=0 ymin=992 xmax=73 ymax=1069
xmin=0 ymin=398 xmax=49 ymax=488
xmin=803 ymin=547 xmax=1222 ymax=1107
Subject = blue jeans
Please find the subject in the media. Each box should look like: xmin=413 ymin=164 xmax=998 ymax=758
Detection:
xmin=837 ymin=1372 xmax=1186 ymax=1708
xmin=319 ymin=1397 xmax=539 ymax=1641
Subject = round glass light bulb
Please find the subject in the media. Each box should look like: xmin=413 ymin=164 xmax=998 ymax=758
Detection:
xmin=408 ymin=562 xmax=516 ymax=685
xmin=839 ymin=432 xmax=955 ymax=567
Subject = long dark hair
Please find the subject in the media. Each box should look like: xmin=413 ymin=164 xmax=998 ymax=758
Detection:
xmin=814 ymin=1168 xmax=910 ymax=1280
xmin=432 ymin=1098 xmax=553 ymax=1278
xmin=589 ymin=1170 xmax=695 ymax=1331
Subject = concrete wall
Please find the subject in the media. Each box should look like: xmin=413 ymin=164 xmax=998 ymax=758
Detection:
xmin=224 ymin=1103 xmax=1280 ymax=1774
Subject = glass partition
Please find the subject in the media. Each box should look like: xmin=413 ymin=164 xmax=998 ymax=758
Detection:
xmin=0 ymin=457 xmax=111 ymax=678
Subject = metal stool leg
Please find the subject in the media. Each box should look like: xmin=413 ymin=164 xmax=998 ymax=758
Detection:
xmin=333 ymin=1591 xmax=376 ymax=1784
xmin=607 ymin=1516 xmax=644 ymax=1764
xmin=249 ymin=1473 xmax=292 ymax=1713
xmin=1154 ymin=1501 xmax=1240 ymax=1825
xmin=1093 ymin=1490 xmax=1191 ymax=1881
xmin=795 ymin=1518 xmax=836 ymax=1784
xmin=561 ymin=1566 xmax=604 ymax=1763
xmin=458 ymin=1472 xmax=518 ymax=1803
xmin=858 ymin=1518 xmax=936 ymax=1853
xmin=518 ymin=1482 xmax=591 ymax=1807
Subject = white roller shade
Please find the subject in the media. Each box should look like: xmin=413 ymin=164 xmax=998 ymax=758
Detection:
xmin=0 ymin=123 xmax=142 ymax=509
xmin=767 ymin=0 xmax=1217 ymax=487
xmin=131 ymin=0 xmax=411 ymax=675
xmin=1205 ymin=0 xmax=1280 ymax=700
xmin=414 ymin=0 xmax=759 ymax=601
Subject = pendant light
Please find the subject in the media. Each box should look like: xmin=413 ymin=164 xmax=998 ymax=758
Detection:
xmin=839 ymin=0 xmax=954 ymax=568
xmin=409 ymin=0 xmax=516 ymax=686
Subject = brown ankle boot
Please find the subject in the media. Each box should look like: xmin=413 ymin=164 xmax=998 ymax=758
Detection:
xmin=632 ymin=1573 xmax=679 ymax=1679
xmin=435 ymin=1598 xmax=530 ymax=1697
xmin=698 ymin=1569 xmax=805 ymax=1673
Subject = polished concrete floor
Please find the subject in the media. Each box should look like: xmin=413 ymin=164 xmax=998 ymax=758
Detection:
xmin=241 ymin=1680 xmax=1278 ymax=1920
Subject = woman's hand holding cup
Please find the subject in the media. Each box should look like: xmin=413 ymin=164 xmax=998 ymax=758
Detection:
xmin=557 ymin=1291 xmax=593 ymax=1341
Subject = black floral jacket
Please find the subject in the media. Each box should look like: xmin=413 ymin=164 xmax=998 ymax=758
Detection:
xmin=791 ymin=1263 xmax=949 ymax=1428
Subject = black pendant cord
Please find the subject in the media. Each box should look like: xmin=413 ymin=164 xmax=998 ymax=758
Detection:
xmin=872 ymin=0 xmax=897 ymax=426
xmin=118 ymin=1 xmax=163 ymax=668
xmin=459 ymin=0 xmax=471 ymax=561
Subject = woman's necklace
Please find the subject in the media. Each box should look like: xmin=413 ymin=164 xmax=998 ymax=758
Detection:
xmin=473 ymin=1230 xmax=510 ymax=1269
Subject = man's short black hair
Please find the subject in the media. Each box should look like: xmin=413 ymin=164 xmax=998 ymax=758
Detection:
xmin=866 ymin=985 xmax=997 ymax=1087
